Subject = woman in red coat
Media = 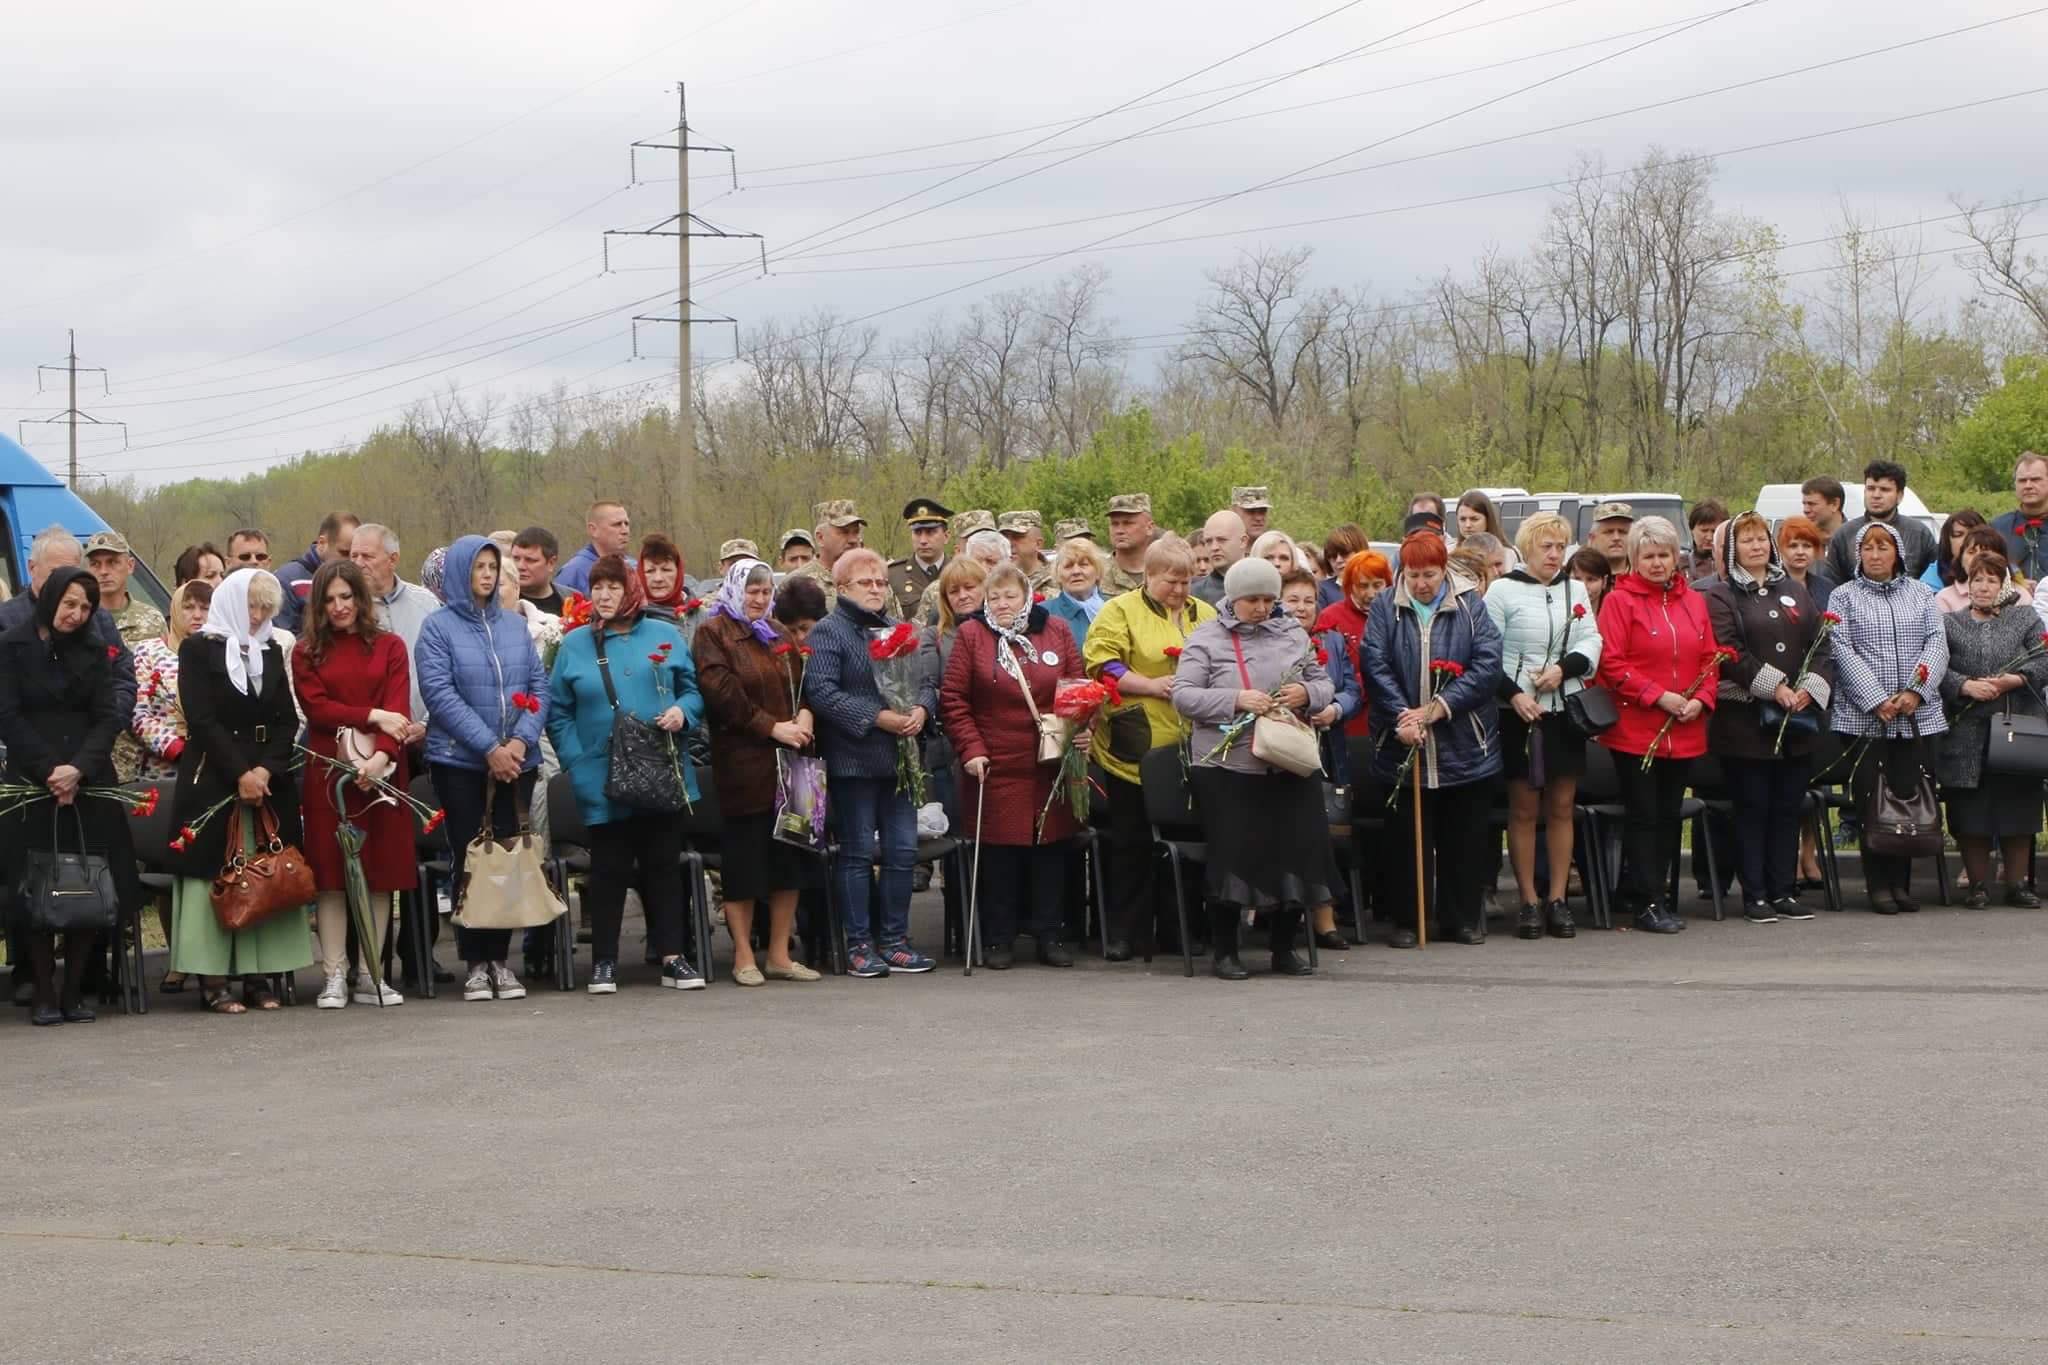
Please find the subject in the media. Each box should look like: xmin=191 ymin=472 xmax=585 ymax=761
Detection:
xmin=940 ymin=562 xmax=1088 ymax=969
xmin=293 ymin=560 xmax=417 ymax=1008
xmin=1595 ymin=516 xmax=1721 ymax=935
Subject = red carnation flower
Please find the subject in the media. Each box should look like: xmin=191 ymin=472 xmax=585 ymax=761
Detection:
xmin=1572 ymin=603 xmax=1588 ymax=619
xmin=1914 ymin=662 xmax=1930 ymax=685
xmin=648 ymin=653 xmax=665 ymax=664
xmin=1430 ymin=659 xmax=1465 ymax=679
xmin=1102 ymin=673 xmax=1123 ymax=706
xmin=772 ymin=641 xmax=794 ymax=656
xmin=1314 ymin=642 xmax=1329 ymax=666
xmin=107 ymin=645 xmax=120 ymax=660
xmin=1162 ymin=646 xmax=1183 ymax=659
xmin=423 ymin=809 xmax=446 ymax=834
xmin=168 ymin=836 xmax=187 ymax=853
xmin=1821 ymin=610 xmax=1843 ymax=625
xmin=178 ymin=825 xmax=197 ymax=842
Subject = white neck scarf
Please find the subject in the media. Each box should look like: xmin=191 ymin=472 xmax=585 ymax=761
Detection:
xmin=202 ymin=568 xmax=275 ymax=695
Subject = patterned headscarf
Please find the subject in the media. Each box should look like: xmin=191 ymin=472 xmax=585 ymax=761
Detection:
xmin=419 ymin=546 xmax=449 ymax=603
xmin=712 ymin=558 xmax=779 ymax=645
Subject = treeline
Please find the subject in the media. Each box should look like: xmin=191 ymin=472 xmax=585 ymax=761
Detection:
xmin=95 ymin=150 xmax=2048 ymax=575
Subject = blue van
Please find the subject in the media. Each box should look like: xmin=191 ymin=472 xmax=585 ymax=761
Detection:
xmin=0 ymin=430 xmax=169 ymax=609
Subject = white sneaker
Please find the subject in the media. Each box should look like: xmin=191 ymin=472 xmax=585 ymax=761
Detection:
xmin=488 ymin=962 xmax=527 ymax=1000
xmin=352 ymin=981 xmax=404 ymax=1007
xmin=315 ymin=972 xmax=348 ymax=1009
xmin=462 ymin=966 xmax=494 ymax=1001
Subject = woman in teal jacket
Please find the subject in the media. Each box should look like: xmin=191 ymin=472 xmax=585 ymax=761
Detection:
xmin=547 ymin=554 xmax=705 ymax=994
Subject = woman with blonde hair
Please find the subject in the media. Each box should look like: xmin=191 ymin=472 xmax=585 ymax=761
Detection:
xmin=1045 ymin=537 xmax=1110 ymax=648
xmin=1250 ymin=530 xmax=1303 ymax=577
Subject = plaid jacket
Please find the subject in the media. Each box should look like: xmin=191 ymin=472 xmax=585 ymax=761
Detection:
xmin=1827 ymin=523 xmax=1949 ymax=740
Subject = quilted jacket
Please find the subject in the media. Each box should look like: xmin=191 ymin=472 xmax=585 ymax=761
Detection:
xmin=416 ymin=535 xmax=548 ymax=773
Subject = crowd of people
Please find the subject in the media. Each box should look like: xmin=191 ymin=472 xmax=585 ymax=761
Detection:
xmin=6 ymin=452 xmax=2048 ymax=1020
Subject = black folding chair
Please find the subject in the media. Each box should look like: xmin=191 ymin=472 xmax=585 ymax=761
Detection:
xmin=403 ymin=773 xmax=453 ymax=997
xmin=542 ymin=775 xmax=589 ymax=990
xmin=114 ymin=780 xmax=168 ymax=1014
xmin=677 ymin=781 xmax=722 ymax=984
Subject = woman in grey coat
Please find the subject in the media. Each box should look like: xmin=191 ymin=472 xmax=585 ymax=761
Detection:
xmin=1937 ymin=551 xmax=2048 ymax=907
xmin=1174 ymin=558 xmax=1336 ymax=980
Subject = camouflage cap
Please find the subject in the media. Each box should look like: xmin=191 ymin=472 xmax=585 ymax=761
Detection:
xmin=718 ymin=537 xmax=761 ymax=563
xmin=1591 ymin=500 xmax=1635 ymax=523
xmin=1053 ymin=518 xmax=1094 ymax=543
xmin=1230 ymin=485 xmax=1272 ymax=511
xmin=83 ymin=530 xmax=132 ymax=556
xmin=997 ymin=509 xmax=1043 ymax=535
xmin=778 ymin=527 xmax=816 ymax=552
xmin=1107 ymin=493 xmax=1152 ymax=517
xmin=950 ymin=509 xmax=997 ymax=538
xmin=814 ymin=499 xmax=866 ymax=528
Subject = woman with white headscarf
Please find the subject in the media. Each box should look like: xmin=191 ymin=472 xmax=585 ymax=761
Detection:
xmin=168 ymin=568 xmax=314 ymax=1014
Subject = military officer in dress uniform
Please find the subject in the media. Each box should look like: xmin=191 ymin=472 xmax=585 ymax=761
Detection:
xmin=887 ymin=498 xmax=953 ymax=621
xmin=1103 ymin=492 xmax=1155 ymax=595
xmin=913 ymin=510 xmax=1001 ymax=625
xmin=998 ymin=510 xmax=1055 ymax=597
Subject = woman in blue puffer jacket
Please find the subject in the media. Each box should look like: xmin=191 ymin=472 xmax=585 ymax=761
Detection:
xmin=1364 ymin=529 xmax=1505 ymax=947
xmin=414 ymin=535 xmax=550 ymax=1002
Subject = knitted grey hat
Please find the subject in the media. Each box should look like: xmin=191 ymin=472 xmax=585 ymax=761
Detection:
xmin=1223 ymin=556 xmax=1282 ymax=603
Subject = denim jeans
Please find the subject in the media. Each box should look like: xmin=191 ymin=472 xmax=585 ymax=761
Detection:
xmin=831 ymin=775 xmax=918 ymax=950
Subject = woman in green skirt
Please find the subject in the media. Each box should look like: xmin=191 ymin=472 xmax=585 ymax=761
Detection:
xmin=168 ymin=569 xmax=312 ymax=1012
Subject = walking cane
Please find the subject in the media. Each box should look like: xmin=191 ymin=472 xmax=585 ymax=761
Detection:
xmin=1411 ymin=757 xmax=1427 ymax=948
xmin=963 ymin=765 xmax=988 ymax=976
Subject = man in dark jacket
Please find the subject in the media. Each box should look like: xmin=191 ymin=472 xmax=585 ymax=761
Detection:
xmin=1989 ymin=449 xmax=2048 ymax=582
xmin=273 ymin=510 xmax=358 ymax=631
xmin=1825 ymin=460 xmax=1936 ymax=584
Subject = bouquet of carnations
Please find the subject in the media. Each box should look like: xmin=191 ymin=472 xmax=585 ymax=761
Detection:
xmin=1035 ymin=676 xmax=1118 ymax=841
xmin=867 ymin=623 xmax=930 ymax=805
xmin=1386 ymin=659 xmax=1464 ymax=806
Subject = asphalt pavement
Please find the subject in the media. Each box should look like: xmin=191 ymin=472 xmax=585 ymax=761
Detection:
xmin=2 ymin=890 xmax=2045 ymax=1363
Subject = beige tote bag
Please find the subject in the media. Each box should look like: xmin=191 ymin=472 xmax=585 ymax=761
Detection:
xmin=451 ymin=776 xmax=567 ymax=930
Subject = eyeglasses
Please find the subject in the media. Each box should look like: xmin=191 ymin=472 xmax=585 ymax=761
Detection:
xmin=848 ymin=578 xmax=889 ymax=589
xmin=234 ymin=551 xmax=270 ymax=564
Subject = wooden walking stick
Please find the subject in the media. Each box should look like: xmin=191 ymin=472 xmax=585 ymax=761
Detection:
xmin=1410 ymin=755 xmax=1427 ymax=948
xmin=963 ymin=766 xmax=988 ymax=977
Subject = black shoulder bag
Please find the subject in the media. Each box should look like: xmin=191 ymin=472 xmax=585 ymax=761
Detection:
xmin=17 ymin=804 xmax=120 ymax=934
xmin=1557 ymin=583 xmax=1617 ymax=736
xmin=1861 ymin=714 xmax=1944 ymax=859
xmin=1984 ymin=677 xmax=2048 ymax=777
xmin=595 ymin=640 xmax=693 ymax=814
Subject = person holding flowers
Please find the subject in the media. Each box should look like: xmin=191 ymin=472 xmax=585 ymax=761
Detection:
xmin=1936 ymin=551 xmax=2047 ymax=908
xmin=1703 ymin=511 xmax=1834 ymax=924
xmin=804 ymin=547 xmax=941 ymax=978
xmin=1828 ymin=521 xmax=1949 ymax=914
xmin=0 ymin=566 xmax=146 ymax=1025
xmin=692 ymin=557 xmax=823 ymax=986
xmin=1082 ymin=537 xmax=1214 ymax=962
xmin=168 ymin=568 xmax=314 ymax=1014
xmin=1174 ymin=556 xmax=1338 ymax=979
xmin=546 ymin=554 xmax=703 ymax=994
xmin=1594 ymin=516 xmax=1721 ymax=935
xmin=939 ymin=562 xmax=1088 ymax=970
xmin=415 ymin=536 xmax=550 ymax=1001
xmin=293 ymin=560 xmax=418 ymax=1008
xmin=1364 ymin=530 xmax=1504 ymax=949
xmin=1485 ymin=513 xmax=1604 ymax=941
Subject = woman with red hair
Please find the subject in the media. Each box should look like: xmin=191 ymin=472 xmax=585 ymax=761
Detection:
xmin=1313 ymin=550 xmax=1393 ymax=741
xmin=1362 ymin=530 xmax=1504 ymax=947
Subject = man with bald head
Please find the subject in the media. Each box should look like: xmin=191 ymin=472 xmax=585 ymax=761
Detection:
xmin=1190 ymin=508 xmax=1249 ymax=606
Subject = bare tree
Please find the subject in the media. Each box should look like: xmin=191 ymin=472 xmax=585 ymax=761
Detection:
xmin=1030 ymin=265 xmax=1127 ymax=458
xmin=402 ymin=389 xmax=497 ymax=544
xmin=955 ymin=290 xmax=1037 ymax=467
xmin=1180 ymin=245 xmax=1332 ymax=432
xmin=1954 ymin=195 xmax=2048 ymax=344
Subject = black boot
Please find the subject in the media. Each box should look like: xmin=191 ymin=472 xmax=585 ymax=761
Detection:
xmin=1864 ymin=869 xmax=1899 ymax=914
xmin=1269 ymin=908 xmax=1312 ymax=976
xmin=1210 ymin=905 xmax=1248 ymax=981
xmin=1545 ymin=898 xmax=1575 ymax=939
xmin=1515 ymin=903 xmax=1543 ymax=940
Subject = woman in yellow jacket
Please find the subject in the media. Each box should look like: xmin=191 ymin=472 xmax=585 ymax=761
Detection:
xmin=1083 ymin=537 xmax=1214 ymax=960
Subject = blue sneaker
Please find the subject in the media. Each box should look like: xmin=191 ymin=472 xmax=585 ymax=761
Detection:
xmin=847 ymin=944 xmax=890 ymax=978
xmin=882 ymin=943 xmax=935 ymax=974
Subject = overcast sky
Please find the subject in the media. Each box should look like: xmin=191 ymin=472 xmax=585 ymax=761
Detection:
xmin=3 ymin=0 xmax=2042 ymax=486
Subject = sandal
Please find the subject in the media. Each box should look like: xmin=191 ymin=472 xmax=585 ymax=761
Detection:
xmin=201 ymin=988 xmax=247 ymax=1015
xmin=160 ymin=970 xmax=188 ymax=994
xmin=245 ymin=985 xmax=282 ymax=1011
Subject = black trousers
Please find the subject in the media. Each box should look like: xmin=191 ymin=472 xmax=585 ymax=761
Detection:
xmin=1104 ymin=774 xmax=1159 ymax=947
xmin=585 ymin=814 xmax=687 ymax=963
xmin=1851 ymin=735 xmax=1932 ymax=893
xmin=1611 ymin=756 xmax=1692 ymax=913
xmin=1724 ymin=755 xmax=1810 ymax=903
xmin=1387 ymin=779 xmax=1494 ymax=937
xmin=976 ymin=841 xmax=1068 ymax=946
xmin=435 ymin=764 xmax=539 ymax=965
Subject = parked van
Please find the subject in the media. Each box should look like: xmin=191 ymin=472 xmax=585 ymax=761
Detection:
xmin=0 ymin=431 xmax=169 ymax=608
xmin=1754 ymin=482 xmax=1938 ymax=540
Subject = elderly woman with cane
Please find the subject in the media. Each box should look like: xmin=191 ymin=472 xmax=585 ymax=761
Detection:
xmin=1363 ymin=530 xmax=1505 ymax=948
xmin=940 ymin=562 xmax=1087 ymax=970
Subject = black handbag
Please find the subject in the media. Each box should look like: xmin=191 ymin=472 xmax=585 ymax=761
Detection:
xmin=16 ymin=805 xmax=120 ymax=934
xmin=1563 ymin=685 xmax=1618 ymax=737
xmin=1758 ymin=700 xmax=1822 ymax=738
xmin=1984 ymin=699 xmax=2048 ymax=777
xmin=594 ymin=642 xmax=692 ymax=814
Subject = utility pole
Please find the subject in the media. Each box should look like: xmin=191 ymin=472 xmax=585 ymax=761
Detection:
xmin=603 ymin=83 xmax=761 ymax=529
xmin=19 ymin=330 xmax=125 ymax=489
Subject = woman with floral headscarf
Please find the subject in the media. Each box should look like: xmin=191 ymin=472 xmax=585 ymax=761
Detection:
xmin=693 ymin=557 xmax=823 ymax=985
xmin=546 ymin=553 xmax=701 ymax=994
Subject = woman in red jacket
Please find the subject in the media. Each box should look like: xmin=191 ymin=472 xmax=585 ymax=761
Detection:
xmin=1311 ymin=549 xmax=1392 ymax=741
xmin=293 ymin=561 xmax=417 ymax=1008
xmin=1596 ymin=516 xmax=1722 ymax=934
xmin=940 ymin=563 xmax=1087 ymax=970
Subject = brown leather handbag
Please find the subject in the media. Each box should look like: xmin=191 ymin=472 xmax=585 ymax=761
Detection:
xmin=211 ymin=802 xmax=316 ymax=933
